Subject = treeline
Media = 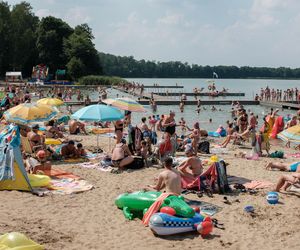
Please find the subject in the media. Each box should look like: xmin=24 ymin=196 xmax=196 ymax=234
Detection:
xmin=0 ymin=1 xmax=101 ymax=80
xmin=99 ymin=52 xmax=300 ymax=79
xmin=1 ymin=1 xmax=300 ymax=81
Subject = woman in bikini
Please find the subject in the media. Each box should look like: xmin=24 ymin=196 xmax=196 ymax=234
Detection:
xmin=114 ymin=119 xmax=124 ymax=143
xmin=111 ymin=139 xmax=134 ymax=170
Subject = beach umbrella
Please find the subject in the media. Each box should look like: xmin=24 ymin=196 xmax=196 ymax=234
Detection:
xmin=71 ymin=104 xmax=124 ymax=149
xmin=102 ymin=97 xmax=145 ymax=112
xmin=3 ymin=103 xmax=58 ymax=125
xmin=71 ymin=104 xmax=124 ymax=122
xmin=277 ymin=125 xmax=300 ymax=145
xmin=37 ymin=98 xmax=64 ymax=106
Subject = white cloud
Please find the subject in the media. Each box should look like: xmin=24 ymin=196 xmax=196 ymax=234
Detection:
xmin=157 ymin=12 xmax=183 ymax=25
xmin=64 ymin=7 xmax=91 ymax=26
xmin=36 ymin=9 xmax=51 ymax=18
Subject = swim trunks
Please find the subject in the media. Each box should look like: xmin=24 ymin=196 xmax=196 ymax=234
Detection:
xmin=289 ymin=162 xmax=300 ymax=172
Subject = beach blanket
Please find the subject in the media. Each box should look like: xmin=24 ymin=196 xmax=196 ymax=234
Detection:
xmin=48 ymin=178 xmax=93 ymax=195
xmin=285 ymin=153 xmax=300 ymax=159
xmin=42 ymin=169 xmax=80 ymax=180
xmin=78 ymin=162 xmax=113 ymax=172
xmin=142 ymin=193 xmax=176 ymax=226
xmin=243 ymin=180 xmax=273 ymax=189
xmin=63 ymin=158 xmax=87 ymax=163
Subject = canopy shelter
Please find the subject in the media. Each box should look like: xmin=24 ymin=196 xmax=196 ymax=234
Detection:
xmin=5 ymin=72 xmax=22 ymax=82
xmin=0 ymin=125 xmax=33 ymax=192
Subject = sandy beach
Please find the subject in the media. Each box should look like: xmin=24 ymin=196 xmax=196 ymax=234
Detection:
xmin=1 ymin=133 xmax=299 ymax=250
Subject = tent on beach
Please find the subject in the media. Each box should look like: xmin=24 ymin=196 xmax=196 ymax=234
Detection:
xmin=0 ymin=125 xmax=33 ymax=192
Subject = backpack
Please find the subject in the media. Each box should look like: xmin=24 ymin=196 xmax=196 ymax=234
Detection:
xmin=127 ymin=156 xmax=145 ymax=169
xmin=198 ymin=141 xmax=210 ymax=154
xmin=215 ymin=160 xmax=230 ymax=194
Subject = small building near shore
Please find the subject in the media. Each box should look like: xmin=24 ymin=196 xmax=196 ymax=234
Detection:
xmin=5 ymin=72 xmax=23 ymax=82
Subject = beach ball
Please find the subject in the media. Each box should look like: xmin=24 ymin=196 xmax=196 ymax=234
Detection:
xmin=266 ymin=192 xmax=279 ymax=204
xmin=197 ymin=221 xmax=213 ymax=236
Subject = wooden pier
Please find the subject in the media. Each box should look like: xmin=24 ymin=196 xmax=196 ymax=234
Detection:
xmin=260 ymin=101 xmax=300 ymax=110
xmin=65 ymin=100 xmax=259 ymax=106
xmin=150 ymin=92 xmax=245 ymax=97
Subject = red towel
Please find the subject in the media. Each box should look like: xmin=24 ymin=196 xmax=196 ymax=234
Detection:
xmin=142 ymin=192 xmax=176 ymax=226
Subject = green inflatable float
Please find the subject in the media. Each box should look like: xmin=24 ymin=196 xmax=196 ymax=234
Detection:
xmin=115 ymin=191 xmax=195 ymax=220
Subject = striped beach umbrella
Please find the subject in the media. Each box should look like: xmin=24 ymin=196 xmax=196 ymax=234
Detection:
xmin=277 ymin=125 xmax=300 ymax=145
xmin=3 ymin=103 xmax=58 ymax=125
xmin=102 ymin=97 xmax=145 ymax=112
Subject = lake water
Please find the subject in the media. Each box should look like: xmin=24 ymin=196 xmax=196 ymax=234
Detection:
xmin=81 ymin=78 xmax=299 ymax=131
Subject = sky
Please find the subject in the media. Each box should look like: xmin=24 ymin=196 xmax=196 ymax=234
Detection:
xmin=7 ymin=0 xmax=300 ymax=67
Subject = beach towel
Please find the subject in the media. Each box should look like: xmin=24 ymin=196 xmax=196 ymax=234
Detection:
xmin=142 ymin=193 xmax=176 ymax=226
xmin=43 ymin=169 xmax=80 ymax=179
xmin=243 ymin=180 xmax=273 ymax=189
xmin=48 ymin=178 xmax=93 ymax=195
xmin=181 ymin=163 xmax=218 ymax=191
xmin=285 ymin=153 xmax=300 ymax=159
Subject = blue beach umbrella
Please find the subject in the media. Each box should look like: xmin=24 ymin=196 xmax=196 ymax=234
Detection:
xmin=71 ymin=104 xmax=124 ymax=149
xmin=71 ymin=104 xmax=124 ymax=122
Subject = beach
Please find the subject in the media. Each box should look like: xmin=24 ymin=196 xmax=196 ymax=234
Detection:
xmin=1 ymin=133 xmax=299 ymax=250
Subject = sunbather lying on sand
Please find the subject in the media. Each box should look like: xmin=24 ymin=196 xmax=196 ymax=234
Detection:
xmin=274 ymin=172 xmax=300 ymax=192
xmin=147 ymin=157 xmax=182 ymax=195
xmin=266 ymin=161 xmax=300 ymax=172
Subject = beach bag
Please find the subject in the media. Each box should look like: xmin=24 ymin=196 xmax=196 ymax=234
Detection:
xmin=270 ymin=151 xmax=284 ymax=159
xmin=127 ymin=156 xmax=145 ymax=169
xmin=215 ymin=160 xmax=230 ymax=194
xmin=198 ymin=141 xmax=210 ymax=154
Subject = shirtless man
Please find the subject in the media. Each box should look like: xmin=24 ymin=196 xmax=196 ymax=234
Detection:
xmin=27 ymin=124 xmax=45 ymax=150
xmin=178 ymin=147 xmax=203 ymax=180
xmin=61 ymin=140 xmax=78 ymax=158
xmin=68 ymin=119 xmax=87 ymax=135
xmin=148 ymin=157 xmax=182 ymax=195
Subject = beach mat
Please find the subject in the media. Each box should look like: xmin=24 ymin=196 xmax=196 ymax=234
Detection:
xmin=42 ymin=169 xmax=80 ymax=180
xmin=185 ymin=198 xmax=222 ymax=216
xmin=243 ymin=180 xmax=273 ymax=189
xmin=48 ymin=178 xmax=93 ymax=195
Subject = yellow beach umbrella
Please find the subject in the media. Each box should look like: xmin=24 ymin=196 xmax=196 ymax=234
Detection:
xmin=37 ymin=98 xmax=64 ymax=106
xmin=3 ymin=102 xmax=58 ymax=125
xmin=278 ymin=125 xmax=300 ymax=145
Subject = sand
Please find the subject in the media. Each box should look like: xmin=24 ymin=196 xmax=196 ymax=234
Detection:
xmin=0 ymin=133 xmax=300 ymax=250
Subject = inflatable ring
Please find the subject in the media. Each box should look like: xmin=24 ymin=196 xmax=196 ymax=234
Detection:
xmin=28 ymin=174 xmax=51 ymax=187
xmin=45 ymin=138 xmax=62 ymax=145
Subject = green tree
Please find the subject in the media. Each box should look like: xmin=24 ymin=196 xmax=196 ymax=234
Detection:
xmin=64 ymin=23 xmax=102 ymax=79
xmin=36 ymin=16 xmax=73 ymax=72
xmin=10 ymin=1 xmax=39 ymax=76
xmin=66 ymin=57 xmax=85 ymax=80
xmin=0 ymin=1 xmax=12 ymax=76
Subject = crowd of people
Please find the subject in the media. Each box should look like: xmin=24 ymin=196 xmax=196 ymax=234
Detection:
xmin=1 ymin=82 xmax=300 ymax=196
xmin=256 ymin=86 xmax=300 ymax=102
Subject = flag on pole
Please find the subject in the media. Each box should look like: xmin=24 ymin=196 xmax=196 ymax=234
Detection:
xmin=213 ymin=72 xmax=218 ymax=78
